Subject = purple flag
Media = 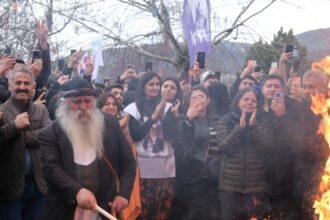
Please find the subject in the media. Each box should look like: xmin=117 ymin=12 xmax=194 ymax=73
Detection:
xmin=182 ymin=0 xmax=212 ymax=67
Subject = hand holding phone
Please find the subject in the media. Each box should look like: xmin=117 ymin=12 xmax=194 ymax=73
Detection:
xmin=4 ymin=48 xmax=11 ymax=56
xmin=253 ymin=65 xmax=261 ymax=73
xmin=274 ymin=92 xmax=284 ymax=102
xmin=271 ymin=95 xmax=286 ymax=117
xmin=145 ymin=62 xmax=153 ymax=72
xmin=32 ymin=50 xmax=42 ymax=63
xmin=57 ymin=59 xmax=65 ymax=71
xmin=196 ymin=52 xmax=205 ymax=69
xmin=291 ymin=76 xmax=301 ymax=89
xmin=285 ymin=44 xmax=294 ymax=53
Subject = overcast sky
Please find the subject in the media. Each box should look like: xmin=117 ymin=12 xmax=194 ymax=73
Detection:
xmin=43 ymin=0 xmax=330 ymax=57
xmin=213 ymin=0 xmax=330 ymax=42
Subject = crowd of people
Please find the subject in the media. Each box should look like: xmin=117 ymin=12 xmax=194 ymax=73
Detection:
xmin=0 ymin=21 xmax=329 ymax=220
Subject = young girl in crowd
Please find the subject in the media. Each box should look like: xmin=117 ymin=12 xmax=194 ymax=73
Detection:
xmin=160 ymin=77 xmax=184 ymax=117
xmin=174 ymin=86 xmax=221 ymax=220
xmin=97 ymin=93 xmax=120 ymax=117
xmin=124 ymin=72 xmax=177 ymax=220
xmin=97 ymin=93 xmax=142 ymax=220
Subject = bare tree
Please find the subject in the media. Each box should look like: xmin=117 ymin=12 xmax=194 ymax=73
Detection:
xmin=0 ymin=0 xmax=38 ymax=58
xmin=51 ymin=0 xmax=279 ymax=72
xmin=0 ymin=0 xmax=279 ymax=73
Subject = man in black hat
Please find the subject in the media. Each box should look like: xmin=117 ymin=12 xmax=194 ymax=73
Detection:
xmin=38 ymin=79 xmax=136 ymax=220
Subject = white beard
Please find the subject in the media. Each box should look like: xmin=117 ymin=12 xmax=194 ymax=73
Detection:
xmin=56 ymin=102 xmax=105 ymax=165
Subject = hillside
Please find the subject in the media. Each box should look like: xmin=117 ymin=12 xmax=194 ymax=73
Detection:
xmin=296 ymin=28 xmax=330 ymax=61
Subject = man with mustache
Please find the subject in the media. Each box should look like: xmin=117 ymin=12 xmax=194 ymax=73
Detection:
xmin=38 ymin=79 xmax=136 ymax=220
xmin=0 ymin=67 xmax=51 ymax=220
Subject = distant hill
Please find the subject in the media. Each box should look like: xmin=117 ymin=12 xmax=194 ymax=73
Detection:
xmin=296 ymin=28 xmax=330 ymax=61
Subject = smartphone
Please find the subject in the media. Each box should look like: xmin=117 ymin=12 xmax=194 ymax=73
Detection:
xmin=196 ymin=52 xmax=205 ymax=69
xmin=70 ymin=49 xmax=77 ymax=55
xmin=103 ymin=78 xmax=110 ymax=84
xmin=57 ymin=59 xmax=65 ymax=71
xmin=271 ymin=62 xmax=278 ymax=69
xmin=293 ymin=47 xmax=299 ymax=58
xmin=215 ymin=71 xmax=221 ymax=80
xmin=291 ymin=76 xmax=301 ymax=89
xmin=32 ymin=50 xmax=42 ymax=63
xmin=253 ymin=65 xmax=261 ymax=72
xmin=292 ymin=60 xmax=301 ymax=73
xmin=4 ymin=47 xmax=11 ymax=55
xmin=145 ymin=62 xmax=153 ymax=72
xmin=274 ymin=92 xmax=285 ymax=101
xmin=285 ymin=44 xmax=294 ymax=53
xmin=127 ymin=64 xmax=135 ymax=70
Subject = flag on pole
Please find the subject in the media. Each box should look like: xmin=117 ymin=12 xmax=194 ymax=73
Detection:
xmin=90 ymin=31 xmax=104 ymax=80
xmin=182 ymin=0 xmax=212 ymax=67
xmin=77 ymin=31 xmax=104 ymax=80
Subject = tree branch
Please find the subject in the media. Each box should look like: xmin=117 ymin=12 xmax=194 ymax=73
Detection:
xmin=213 ymin=0 xmax=278 ymax=45
xmin=57 ymin=12 xmax=175 ymax=64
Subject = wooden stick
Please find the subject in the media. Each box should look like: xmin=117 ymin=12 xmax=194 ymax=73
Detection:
xmin=96 ymin=205 xmax=118 ymax=220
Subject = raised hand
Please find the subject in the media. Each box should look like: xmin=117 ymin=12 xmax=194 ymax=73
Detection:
xmin=186 ymin=101 xmax=203 ymax=121
xmin=119 ymin=68 xmax=137 ymax=81
xmin=189 ymin=61 xmax=202 ymax=80
xmin=68 ymin=48 xmax=83 ymax=70
xmin=85 ymin=59 xmax=94 ymax=76
xmin=289 ymin=87 xmax=307 ymax=102
xmin=37 ymin=19 xmax=48 ymax=50
xmin=151 ymin=98 xmax=167 ymax=121
xmin=57 ymin=75 xmax=70 ymax=85
xmin=279 ymin=49 xmax=292 ymax=64
xmin=119 ymin=114 xmax=130 ymax=128
xmin=240 ymin=111 xmax=246 ymax=128
xmin=34 ymin=90 xmax=46 ymax=105
xmin=0 ymin=55 xmax=16 ymax=76
xmin=271 ymin=99 xmax=285 ymax=117
xmin=249 ymin=109 xmax=257 ymax=127
xmin=240 ymin=65 xmax=254 ymax=79
xmin=171 ymin=99 xmax=181 ymax=118
xmin=27 ymin=59 xmax=43 ymax=78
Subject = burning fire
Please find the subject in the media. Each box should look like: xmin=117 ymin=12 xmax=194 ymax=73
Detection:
xmin=312 ymin=56 xmax=330 ymax=219
xmin=312 ymin=56 xmax=330 ymax=74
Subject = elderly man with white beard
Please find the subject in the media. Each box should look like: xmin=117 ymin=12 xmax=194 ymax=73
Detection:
xmin=38 ymin=79 xmax=136 ymax=220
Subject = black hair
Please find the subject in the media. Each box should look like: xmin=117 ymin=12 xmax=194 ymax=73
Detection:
xmin=186 ymin=85 xmax=209 ymax=106
xmin=136 ymin=72 xmax=161 ymax=114
xmin=202 ymin=74 xmax=219 ymax=83
xmin=240 ymin=76 xmax=257 ymax=85
xmin=127 ymin=77 xmax=139 ymax=91
xmin=260 ymin=74 xmax=285 ymax=88
xmin=15 ymin=59 xmax=25 ymax=65
xmin=207 ymin=82 xmax=230 ymax=117
xmin=161 ymin=77 xmax=183 ymax=103
xmin=230 ymin=87 xmax=259 ymax=113
xmin=104 ymin=83 xmax=124 ymax=93
xmin=94 ymin=82 xmax=105 ymax=90
xmin=96 ymin=93 xmax=120 ymax=116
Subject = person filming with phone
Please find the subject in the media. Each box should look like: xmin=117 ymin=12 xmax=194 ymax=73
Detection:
xmin=258 ymin=74 xmax=303 ymax=218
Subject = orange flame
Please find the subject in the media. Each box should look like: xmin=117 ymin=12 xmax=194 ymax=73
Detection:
xmin=312 ymin=56 xmax=330 ymax=74
xmin=312 ymin=56 xmax=330 ymax=219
